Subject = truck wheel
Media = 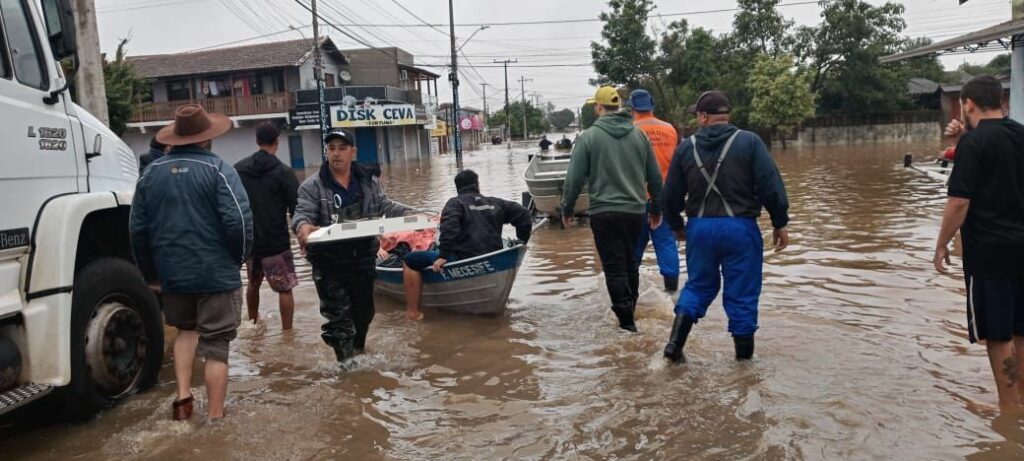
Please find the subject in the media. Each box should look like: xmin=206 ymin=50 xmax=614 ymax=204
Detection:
xmin=61 ymin=258 xmax=163 ymax=421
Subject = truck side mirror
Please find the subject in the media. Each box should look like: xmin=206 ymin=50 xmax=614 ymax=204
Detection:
xmin=41 ymin=0 xmax=77 ymax=60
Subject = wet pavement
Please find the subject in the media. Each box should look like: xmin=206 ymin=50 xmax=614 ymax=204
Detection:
xmin=4 ymin=140 xmax=1024 ymax=460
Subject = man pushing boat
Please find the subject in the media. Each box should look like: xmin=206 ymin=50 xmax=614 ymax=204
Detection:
xmin=402 ymin=169 xmax=533 ymax=320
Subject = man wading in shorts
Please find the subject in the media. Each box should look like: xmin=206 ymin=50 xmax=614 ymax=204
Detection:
xmin=936 ymin=75 xmax=1024 ymax=410
xmin=131 ymin=105 xmax=253 ymax=420
xmin=235 ymin=122 xmax=300 ymax=330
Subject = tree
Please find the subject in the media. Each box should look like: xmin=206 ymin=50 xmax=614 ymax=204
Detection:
xmin=732 ymin=0 xmax=794 ymax=56
xmin=548 ymin=108 xmax=575 ymax=130
xmin=104 ymin=39 xmax=150 ymax=135
xmin=748 ymin=54 xmax=815 ymax=148
xmin=590 ymin=0 xmax=659 ymax=87
xmin=489 ymin=101 xmax=548 ymax=138
xmin=792 ymin=0 xmax=907 ymax=114
xmin=957 ymin=53 xmax=1011 ymax=78
xmin=580 ymin=103 xmax=598 ymax=129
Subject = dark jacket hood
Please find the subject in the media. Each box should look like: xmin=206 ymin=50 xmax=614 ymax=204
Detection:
xmin=695 ymin=123 xmax=739 ymax=151
xmin=456 ymin=183 xmax=480 ymax=195
xmin=593 ymin=110 xmax=636 ymax=139
xmin=236 ymin=150 xmax=283 ymax=178
xmin=148 ymin=147 xmax=164 ymax=161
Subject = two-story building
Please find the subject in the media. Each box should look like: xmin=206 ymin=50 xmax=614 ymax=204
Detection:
xmin=436 ymin=104 xmax=485 ymax=153
xmin=123 ymin=38 xmax=439 ymax=169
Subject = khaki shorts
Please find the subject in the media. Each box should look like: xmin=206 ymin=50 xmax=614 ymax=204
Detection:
xmin=162 ymin=288 xmax=242 ymax=363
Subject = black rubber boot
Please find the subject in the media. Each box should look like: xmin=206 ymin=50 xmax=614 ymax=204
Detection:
xmin=663 ymin=276 xmax=679 ymax=292
xmin=612 ymin=306 xmax=637 ymax=332
xmin=734 ymin=335 xmax=754 ymax=360
xmin=663 ymin=314 xmax=693 ymax=363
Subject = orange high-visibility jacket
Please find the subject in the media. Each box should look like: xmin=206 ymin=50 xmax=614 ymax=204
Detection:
xmin=633 ymin=112 xmax=679 ymax=179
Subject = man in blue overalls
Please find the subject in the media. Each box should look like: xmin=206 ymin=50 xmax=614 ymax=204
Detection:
xmin=661 ymin=91 xmax=790 ymax=362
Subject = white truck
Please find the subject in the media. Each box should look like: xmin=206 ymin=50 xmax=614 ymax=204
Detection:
xmin=0 ymin=0 xmax=163 ymax=420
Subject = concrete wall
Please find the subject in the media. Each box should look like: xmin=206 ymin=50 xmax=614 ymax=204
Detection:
xmin=298 ymin=53 xmax=346 ymax=90
xmin=791 ymin=121 xmax=941 ymax=147
xmin=343 ymin=48 xmax=400 ymax=86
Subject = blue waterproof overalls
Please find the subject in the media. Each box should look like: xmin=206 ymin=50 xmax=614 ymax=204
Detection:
xmin=676 ymin=131 xmax=762 ymax=337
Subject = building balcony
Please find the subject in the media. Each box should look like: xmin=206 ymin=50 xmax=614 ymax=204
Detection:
xmin=130 ymin=92 xmax=296 ymax=123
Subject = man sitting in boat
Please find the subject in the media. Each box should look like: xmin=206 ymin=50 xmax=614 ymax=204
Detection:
xmin=539 ymin=135 xmax=552 ymax=151
xmin=403 ymin=169 xmax=533 ymax=320
xmin=556 ymin=135 xmax=573 ymax=150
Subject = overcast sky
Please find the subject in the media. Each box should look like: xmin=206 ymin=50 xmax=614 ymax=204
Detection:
xmin=95 ymin=0 xmax=1011 ymax=112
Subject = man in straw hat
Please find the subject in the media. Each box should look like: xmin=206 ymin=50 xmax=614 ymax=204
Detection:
xmin=560 ymin=86 xmax=664 ymax=333
xmin=130 ymin=104 xmax=253 ymax=420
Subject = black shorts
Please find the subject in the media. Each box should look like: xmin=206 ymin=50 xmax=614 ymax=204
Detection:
xmin=966 ymin=275 xmax=1024 ymax=343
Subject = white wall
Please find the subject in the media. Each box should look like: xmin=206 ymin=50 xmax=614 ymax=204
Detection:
xmin=299 ymin=53 xmax=346 ymax=90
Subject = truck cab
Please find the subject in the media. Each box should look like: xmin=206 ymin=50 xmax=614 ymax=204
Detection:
xmin=0 ymin=0 xmax=163 ymax=420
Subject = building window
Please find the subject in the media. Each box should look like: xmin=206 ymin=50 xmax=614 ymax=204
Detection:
xmin=167 ymin=79 xmax=191 ymax=101
xmin=325 ymin=73 xmax=336 ymax=88
xmin=255 ymin=70 xmax=284 ymax=94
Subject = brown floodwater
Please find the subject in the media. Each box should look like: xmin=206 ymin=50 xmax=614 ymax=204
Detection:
xmin=3 ymin=140 xmax=1024 ymax=460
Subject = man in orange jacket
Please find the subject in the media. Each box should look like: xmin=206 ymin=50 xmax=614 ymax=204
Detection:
xmin=630 ymin=89 xmax=681 ymax=291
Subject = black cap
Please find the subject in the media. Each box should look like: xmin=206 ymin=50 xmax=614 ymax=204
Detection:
xmin=323 ymin=129 xmax=355 ymax=146
xmin=687 ymin=90 xmax=731 ymax=115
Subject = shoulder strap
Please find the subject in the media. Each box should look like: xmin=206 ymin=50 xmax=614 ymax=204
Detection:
xmin=693 ymin=130 xmax=742 ymax=217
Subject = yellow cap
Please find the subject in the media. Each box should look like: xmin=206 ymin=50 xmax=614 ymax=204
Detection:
xmin=586 ymin=86 xmax=621 ymax=107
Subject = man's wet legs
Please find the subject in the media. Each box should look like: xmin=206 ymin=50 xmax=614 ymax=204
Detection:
xmin=987 ymin=339 xmax=1022 ymax=410
xmin=312 ymin=268 xmax=357 ymax=361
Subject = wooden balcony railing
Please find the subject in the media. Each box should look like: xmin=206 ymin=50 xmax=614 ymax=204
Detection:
xmin=131 ymin=92 xmax=296 ymax=123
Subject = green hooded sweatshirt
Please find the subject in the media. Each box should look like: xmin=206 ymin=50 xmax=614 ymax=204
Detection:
xmin=560 ymin=110 xmax=663 ymax=216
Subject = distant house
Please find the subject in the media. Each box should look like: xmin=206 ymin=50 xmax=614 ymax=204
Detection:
xmin=939 ymin=77 xmax=1010 ymax=123
xmin=907 ymin=78 xmax=940 ymax=110
xmin=437 ymin=104 xmax=485 ymax=153
xmin=123 ymin=38 xmax=439 ymax=168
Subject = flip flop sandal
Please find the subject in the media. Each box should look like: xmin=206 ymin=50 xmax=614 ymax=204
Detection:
xmin=172 ymin=394 xmax=194 ymax=421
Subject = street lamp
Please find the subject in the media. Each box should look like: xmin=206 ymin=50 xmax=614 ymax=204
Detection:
xmin=458 ymin=25 xmax=489 ymax=52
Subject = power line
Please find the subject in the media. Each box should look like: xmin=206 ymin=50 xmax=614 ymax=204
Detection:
xmin=289 ymin=1 xmax=821 ymax=28
xmin=97 ymin=0 xmax=205 ymax=14
xmin=390 ymin=0 xmax=449 ymax=37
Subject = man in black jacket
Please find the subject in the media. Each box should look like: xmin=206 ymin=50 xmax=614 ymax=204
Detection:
xmin=138 ymin=136 xmax=167 ymax=175
xmin=234 ymin=122 xmax=300 ymax=330
xmin=402 ymin=169 xmax=532 ymax=320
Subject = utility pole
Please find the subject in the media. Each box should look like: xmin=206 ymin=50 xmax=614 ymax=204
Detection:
xmin=481 ymin=82 xmax=488 ymax=128
xmin=72 ymin=0 xmax=108 ymax=125
xmin=494 ymin=58 xmax=516 ymax=149
xmin=311 ymin=0 xmax=328 ymax=160
xmin=1011 ymin=0 xmax=1024 ymax=121
xmin=448 ymin=0 xmax=463 ymax=162
xmin=518 ymin=75 xmax=532 ymax=140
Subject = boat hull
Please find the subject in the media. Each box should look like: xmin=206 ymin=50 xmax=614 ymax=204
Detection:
xmin=375 ymin=244 xmax=527 ymax=315
xmin=524 ymin=154 xmax=588 ymax=216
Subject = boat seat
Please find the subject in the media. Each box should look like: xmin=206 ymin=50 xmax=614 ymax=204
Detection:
xmin=534 ymin=171 xmax=565 ymax=177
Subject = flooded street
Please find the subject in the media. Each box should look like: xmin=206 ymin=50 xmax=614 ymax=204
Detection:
xmin=4 ymin=140 xmax=1023 ymax=460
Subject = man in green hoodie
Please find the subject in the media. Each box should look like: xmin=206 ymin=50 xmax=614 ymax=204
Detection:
xmin=561 ymin=86 xmax=664 ymax=332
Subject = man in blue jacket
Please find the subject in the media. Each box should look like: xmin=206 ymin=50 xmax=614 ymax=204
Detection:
xmin=661 ymin=91 xmax=789 ymax=363
xmin=130 ymin=104 xmax=253 ymax=421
